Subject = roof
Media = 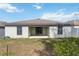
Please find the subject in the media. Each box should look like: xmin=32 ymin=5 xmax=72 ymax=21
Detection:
xmin=0 ymin=21 xmax=6 ymax=27
xmin=5 ymin=19 xmax=79 ymax=26
xmin=6 ymin=18 xmax=61 ymax=26
xmin=65 ymin=20 xmax=79 ymax=26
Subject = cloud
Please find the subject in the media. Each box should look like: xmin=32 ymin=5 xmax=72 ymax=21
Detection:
xmin=32 ymin=4 xmax=42 ymax=10
xmin=0 ymin=3 xmax=24 ymax=13
xmin=56 ymin=8 xmax=66 ymax=13
xmin=41 ymin=9 xmax=79 ymax=22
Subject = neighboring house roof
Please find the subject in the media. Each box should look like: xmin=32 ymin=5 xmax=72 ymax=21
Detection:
xmin=0 ymin=21 xmax=7 ymax=27
xmin=65 ymin=20 xmax=79 ymax=26
xmin=6 ymin=18 xmax=61 ymax=26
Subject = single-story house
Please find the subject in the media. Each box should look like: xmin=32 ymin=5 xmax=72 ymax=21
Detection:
xmin=0 ymin=18 xmax=79 ymax=38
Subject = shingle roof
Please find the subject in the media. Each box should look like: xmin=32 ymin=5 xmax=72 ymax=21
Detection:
xmin=5 ymin=19 xmax=79 ymax=26
xmin=6 ymin=18 xmax=61 ymax=26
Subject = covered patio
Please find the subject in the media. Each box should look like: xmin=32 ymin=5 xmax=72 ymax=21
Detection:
xmin=29 ymin=26 xmax=49 ymax=37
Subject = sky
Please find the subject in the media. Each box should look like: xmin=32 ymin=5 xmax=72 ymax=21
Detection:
xmin=0 ymin=3 xmax=79 ymax=22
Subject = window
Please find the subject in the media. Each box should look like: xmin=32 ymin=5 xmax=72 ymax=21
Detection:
xmin=17 ymin=26 xmax=22 ymax=35
xmin=58 ymin=26 xmax=63 ymax=34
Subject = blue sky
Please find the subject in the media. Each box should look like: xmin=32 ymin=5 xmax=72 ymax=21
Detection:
xmin=0 ymin=3 xmax=79 ymax=22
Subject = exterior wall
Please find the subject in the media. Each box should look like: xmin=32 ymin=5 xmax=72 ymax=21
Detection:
xmin=49 ymin=26 xmax=58 ymax=38
xmin=5 ymin=25 xmax=79 ymax=38
xmin=72 ymin=26 xmax=79 ymax=37
xmin=5 ymin=26 xmax=29 ymax=38
xmin=49 ymin=26 xmax=72 ymax=38
xmin=63 ymin=26 xmax=72 ymax=37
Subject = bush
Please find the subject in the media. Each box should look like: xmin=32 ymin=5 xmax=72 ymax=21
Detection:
xmin=4 ymin=36 xmax=10 ymax=39
xmin=52 ymin=38 xmax=79 ymax=56
xmin=40 ymin=38 xmax=79 ymax=56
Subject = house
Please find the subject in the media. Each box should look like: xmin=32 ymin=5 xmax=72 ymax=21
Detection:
xmin=0 ymin=18 xmax=79 ymax=38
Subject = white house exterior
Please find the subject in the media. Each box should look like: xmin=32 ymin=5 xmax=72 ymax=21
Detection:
xmin=0 ymin=19 xmax=79 ymax=38
xmin=5 ymin=26 xmax=29 ymax=38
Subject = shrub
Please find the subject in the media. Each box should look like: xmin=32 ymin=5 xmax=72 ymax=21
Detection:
xmin=40 ymin=38 xmax=79 ymax=56
xmin=52 ymin=38 xmax=79 ymax=56
xmin=4 ymin=36 xmax=11 ymax=39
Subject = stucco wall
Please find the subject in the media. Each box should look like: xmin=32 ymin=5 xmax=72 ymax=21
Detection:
xmin=5 ymin=26 xmax=79 ymax=38
xmin=49 ymin=26 xmax=58 ymax=38
xmin=5 ymin=26 xmax=29 ymax=38
xmin=72 ymin=26 xmax=79 ymax=37
xmin=49 ymin=26 xmax=72 ymax=38
xmin=63 ymin=26 xmax=72 ymax=37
